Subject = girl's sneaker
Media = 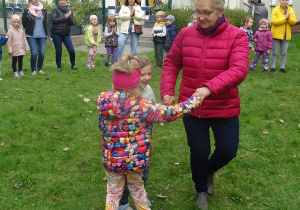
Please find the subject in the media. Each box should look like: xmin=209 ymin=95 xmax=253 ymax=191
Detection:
xmin=19 ymin=71 xmax=25 ymax=77
xmin=14 ymin=72 xmax=20 ymax=78
xmin=86 ymin=64 xmax=92 ymax=69
xmin=91 ymin=65 xmax=95 ymax=68
xmin=0 ymin=77 xmax=3 ymax=81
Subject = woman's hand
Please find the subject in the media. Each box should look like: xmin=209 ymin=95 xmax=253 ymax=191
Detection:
xmin=193 ymin=87 xmax=211 ymax=103
xmin=162 ymin=95 xmax=175 ymax=105
xmin=130 ymin=9 xmax=135 ymax=17
xmin=65 ymin=11 xmax=72 ymax=18
xmin=285 ymin=13 xmax=291 ymax=20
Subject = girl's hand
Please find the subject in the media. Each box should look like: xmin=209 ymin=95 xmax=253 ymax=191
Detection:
xmin=162 ymin=95 xmax=175 ymax=105
xmin=93 ymin=43 xmax=98 ymax=46
xmin=254 ymin=39 xmax=257 ymax=43
xmin=26 ymin=50 xmax=30 ymax=54
xmin=251 ymin=47 xmax=255 ymax=51
xmin=193 ymin=87 xmax=211 ymax=103
xmin=8 ymin=53 xmax=12 ymax=56
xmin=112 ymin=28 xmax=116 ymax=33
xmin=5 ymin=35 xmax=8 ymax=39
xmin=267 ymin=50 xmax=271 ymax=54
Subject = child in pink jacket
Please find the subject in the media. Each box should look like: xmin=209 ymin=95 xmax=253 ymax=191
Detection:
xmin=248 ymin=18 xmax=273 ymax=73
xmin=7 ymin=15 xmax=30 ymax=78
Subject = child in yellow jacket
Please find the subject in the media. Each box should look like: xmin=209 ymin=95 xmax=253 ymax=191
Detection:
xmin=85 ymin=15 xmax=101 ymax=68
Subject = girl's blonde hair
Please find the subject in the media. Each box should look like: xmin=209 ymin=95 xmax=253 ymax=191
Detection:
xmin=242 ymin=16 xmax=253 ymax=26
xmin=106 ymin=15 xmax=117 ymax=27
xmin=111 ymin=54 xmax=142 ymax=99
xmin=136 ymin=55 xmax=151 ymax=69
xmin=155 ymin=11 xmax=165 ymax=17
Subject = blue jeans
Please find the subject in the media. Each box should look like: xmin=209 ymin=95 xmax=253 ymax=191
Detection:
xmin=52 ymin=33 xmax=75 ymax=69
xmin=183 ymin=116 xmax=240 ymax=193
xmin=116 ymin=24 xmax=140 ymax=61
xmin=26 ymin=37 xmax=46 ymax=72
xmin=271 ymin=38 xmax=289 ymax=69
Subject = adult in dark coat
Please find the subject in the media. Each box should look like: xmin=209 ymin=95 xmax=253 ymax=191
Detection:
xmin=51 ymin=0 xmax=78 ymax=71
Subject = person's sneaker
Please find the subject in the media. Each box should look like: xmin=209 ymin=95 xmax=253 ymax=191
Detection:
xmin=263 ymin=69 xmax=268 ymax=73
xmin=196 ymin=192 xmax=208 ymax=210
xmin=0 ymin=77 xmax=3 ymax=81
xmin=19 ymin=71 xmax=25 ymax=77
xmin=71 ymin=66 xmax=79 ymax=70
xmin=38 ymin=70 xmax=45 ymax=74
xmin=118 ymin=203 xmax=133 ymax=210
xmin=280 ymin=68 xmax=286 ymax=73
xmin=32 ymin=71 xmax=37 ymax=76
xmin=248 ymin=68 xmax=254 ymax=73
xmin=105 ymin=62 xmax=109 ymax=67
xmin=14 ymin=72 xmax=20 ymax=78
xmin=86 ymin=64 xmax=92 ymax=69
xmin=207 ymin=174 xmax=214 ymax=195
xmin=270 ymin=68 xmax=275 ymax=72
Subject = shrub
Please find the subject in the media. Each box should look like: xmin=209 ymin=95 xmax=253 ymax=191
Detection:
xmin=164 ymin=8 xmax=252 ymax=32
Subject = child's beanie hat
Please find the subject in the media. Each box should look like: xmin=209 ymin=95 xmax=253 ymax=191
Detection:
xmin=11 ymin=15 xmax=21 ymax=23
xmin=259 ymin=18 xmax=269 ymax=26
xmin=90 ymin=15 xmax=98 ymax=21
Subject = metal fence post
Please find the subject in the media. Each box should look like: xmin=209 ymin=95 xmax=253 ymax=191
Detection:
xmin=2 ymin=0 xmax=8 ymax=32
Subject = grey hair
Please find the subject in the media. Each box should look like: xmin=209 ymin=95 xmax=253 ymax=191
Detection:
xmin=195 ymin=0 xmax=225 ymax=10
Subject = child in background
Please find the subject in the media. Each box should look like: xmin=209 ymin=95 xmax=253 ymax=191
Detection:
xmin=249 ymin=18 xmax=273 ymax=73
xmin=240 ymin=16 xmax=255 ymax=51
xmin=85 ymin=15 xmax=101 ymax=69
xmin=187 ymin=13 xmax=197 ymax=27
xmin=163 ymin=15 xmax=177 ymax=60
xmin=104 ymin=15 xmax=120 ymax=67
xmin=7 ymin=15 xmax=30 ymax=78
xmin=0 ymin=34 xmax=9 ymax=81
xmin=97 ymin=54 xmax=201 ymax=210
xmin=118 ymin=55 xmax=156 ymax=210
xmin=152 ymin=11 xmax=166 ymax=69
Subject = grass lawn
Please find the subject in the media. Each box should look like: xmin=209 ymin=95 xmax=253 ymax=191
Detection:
xmin=1 ymin=35 xmax=300 ymax=210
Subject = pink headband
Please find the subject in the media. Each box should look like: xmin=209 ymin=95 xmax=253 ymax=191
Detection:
xmin=113 ymin=69 xmax=141 ymax=89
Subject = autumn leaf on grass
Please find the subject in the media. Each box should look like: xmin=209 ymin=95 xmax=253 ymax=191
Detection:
xmin=284 ymin=141 xmax=288 ymax=147
xmin=81 ymin=169 xmax=87 ymax=173
xmin=63 ymin=146 xmax=70 ymax=151
xmin=13 ymin=183 xmax=19 ymax=190
xmin=1 ymin=142 xmax=4 ymax=147
xmin=165 ymin=184 xmax=170 ymax=190
xmin=103 ymin=176 xmax=107 ymax=181
xmin=156 ymin=194 xmax=167 ymax=199
xmin=250 ymin=148 xmax=258 ymax=152
xmin=269 ymin=120 xmax=276 ymax=124
xmin=30 ymin=106 xmax=34 ymax=111
xmin=169 ymin=166 xmax=175 ymax=170
xmin=279 ymin=119 xmax=285 ymax=124
xmin=262 ymin=130 xmax=269 ymax=135
xmin=52 ymin=125 xmax=59 ymax=129
xmin=84 ymin=98 xmax=90 ymax=102
xmin=174 ymin=162 xmax=180 ymax=165
xmin=82 ymin=126 xmax=88 ymax=130
xmin=298 ymin=124 xmax=300 ymax=128
xmin=52 ymin=196 xmax=56 ymax=200
xmin=246 ymin=197 xmax=251 ymax=200
xmin=278 ymin=174 xmax=285 ymax=179
xmin=215 ymin=174 xmax=223 ymax=180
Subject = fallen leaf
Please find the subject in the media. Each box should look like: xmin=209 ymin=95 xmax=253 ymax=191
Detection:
xmin=86 ymin=118 xmax=89 ymax=121
xmin=1 ymin=142 xmax=4 ymax=147
xmin=64 ymin=133 xmax=70 ymax=136
xmin=81 ymin=169 xmax=87 ymax=173
xmin=298 ymin=124 xmax=300 ymax=128
xmin=262 ymin=130 xmax=269 ymax=135
xmin=269 ymin=120 xmax=276 ymax=124
xmin=284 ymin=141 xmax=288 ymax=147
xmin=279 ymin=119 xmax=285 ymax=124
xmin=174 ymin=162 xmax=180 ymax=165
xmin=294 ymin=154 xmax=297 ymax=158
xmin=215 ymin=174 xmax=223 ymax=180
xmin=16 ymin=88 xmax=21 ymax=91
xmin=241 ymin=171 xmax=245 ymax=174
xmin=250 ymin=148 xmax=258 ymax=152
xmin=165 ymin=184 xmax=170 ymax=190
xmin=246 ymin=197 xmax=251 ymax=200
xmin=239 ymin=156 xmax=244 ymax=158
xmin=29 ymin=106 xmax=34 ymax=111
xmin=24 ymin=101 xmax=27 ymax=104
xmin=63 ymin=146 xmax=70 ymax=151
xmin=247 ymin=168 xmax=252 ymax=174
xmin=32 ymin=136 xmax=36 ymax=139
xmin=52 ymin=196 xmax=56 ymax=200
xmin=100 ymin=54 xmax=104 ymax=57
xmin=278 ymin=174 xmax=284 ymax=179
xmin=84 ymin=98 xmax=90 ymax=102
xmin=79 ymin=95 xmax=83 ymax=97
xmin=82 ymin=126 xmax=88 ymax=130
xmin=156 ymin=194 xmax=167 ymax=199
xmin=103 ymin=176 xmax=107 ymax=180
xmin=89 ymin=111 xmax=93 ymax=113
xmin=52 ymin=125 xmax=59 ymax=129
xmin=169 ymin=166 xmax=175 ymax=170
xmin=30 ymin=187 xmax=35 ymax=191
xmin=13 ymin=183 xmax=19 ymax=190
xmin=81 ymin=160 xmax=86 ymax=164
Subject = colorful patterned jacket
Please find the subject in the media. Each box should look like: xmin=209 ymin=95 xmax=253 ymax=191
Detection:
xmin=97 ymin=91 xmax=200 ymax=174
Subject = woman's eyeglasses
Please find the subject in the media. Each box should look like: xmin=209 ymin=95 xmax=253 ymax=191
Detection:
xmin=193 ymin=10 xmax=216 ymax=18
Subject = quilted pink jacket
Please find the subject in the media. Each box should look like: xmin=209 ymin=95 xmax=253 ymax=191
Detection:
xmin=161 ymin=18 xmax=249 ymax=118
xmin=6 ymin=25 xmax=29 ymax=57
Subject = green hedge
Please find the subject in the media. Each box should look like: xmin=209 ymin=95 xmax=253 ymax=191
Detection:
xmin=164 ymin=8 xmax=253 ymax=32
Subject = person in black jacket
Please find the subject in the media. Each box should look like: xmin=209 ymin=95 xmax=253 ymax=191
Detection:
xmin=51 ymin=0 xmax=78 ymax=71
xmin=22 ymin=0 xmax=47 ymax=75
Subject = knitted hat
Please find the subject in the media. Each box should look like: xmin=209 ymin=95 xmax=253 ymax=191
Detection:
xmin=11 ymin=15 xmax=21 ymax=23
xmin=90 ymin=15 xmax=98 ymax=21
xmin=259 ymin=18 xmax=269 ymax=27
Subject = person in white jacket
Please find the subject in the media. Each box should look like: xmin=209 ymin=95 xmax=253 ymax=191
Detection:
xmin=116 ymin=0 xmax=143 ymax=61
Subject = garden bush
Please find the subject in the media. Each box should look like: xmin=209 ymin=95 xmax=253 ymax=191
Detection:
xmin=164 ymin=8 xmax=253 ymax=32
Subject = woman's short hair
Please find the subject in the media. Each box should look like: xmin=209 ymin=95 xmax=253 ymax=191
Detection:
xmin=124 ymin=0 xmax=139 ymax=6
xmin=195 ymin=0 xmax=225 ymax=10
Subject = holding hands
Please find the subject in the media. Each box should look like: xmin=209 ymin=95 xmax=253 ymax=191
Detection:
xmin=130 ymin=9 xmax=135 ymax=17
xmin=285 ymin=13 xmax=291 ymax=20
xmin=162 ymin=87 xmax=211 ymax=106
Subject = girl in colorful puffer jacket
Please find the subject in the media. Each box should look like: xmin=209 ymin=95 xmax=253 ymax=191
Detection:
xmin=97 ymin=54 xmax=201 ymax=210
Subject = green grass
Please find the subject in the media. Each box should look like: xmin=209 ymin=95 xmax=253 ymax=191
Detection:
xmin=1 ymin=35 xmax=300 ymax=209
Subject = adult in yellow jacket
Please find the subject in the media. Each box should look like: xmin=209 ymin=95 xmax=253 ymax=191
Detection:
xmin=115 ymin=0 xmax=143 ymax=61
xmin=270 ymin=0 xmax=297 ymax=73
